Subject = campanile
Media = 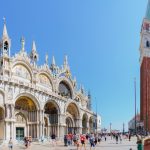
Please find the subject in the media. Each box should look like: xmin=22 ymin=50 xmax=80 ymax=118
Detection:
xmin=140 ymin=0 xmax=150 ymax=132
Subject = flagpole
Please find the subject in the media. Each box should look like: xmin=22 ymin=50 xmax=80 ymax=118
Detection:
xmin=134 ymin=78 xmax=137 ymax=135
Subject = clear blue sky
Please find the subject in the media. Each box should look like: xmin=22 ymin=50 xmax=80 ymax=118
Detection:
xmin=0 ymin=0 xmax=148 ymax=131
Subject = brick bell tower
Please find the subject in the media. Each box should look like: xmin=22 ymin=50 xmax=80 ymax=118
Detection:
xmin=140 ymin=0 xmax=150 ymax=132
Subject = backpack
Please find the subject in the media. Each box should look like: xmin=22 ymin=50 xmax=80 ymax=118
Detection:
xmin=81 ymin=137 xmax=84 ymax=141
xmin=90 ymin=137 xmax=95 ymax=143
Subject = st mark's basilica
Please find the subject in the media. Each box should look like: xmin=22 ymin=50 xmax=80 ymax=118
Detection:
xmin=0 ymin=21 xmax=97 ymax=142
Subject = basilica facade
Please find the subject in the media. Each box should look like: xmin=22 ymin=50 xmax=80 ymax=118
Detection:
xmin=0 ymin=21 xmax=97 ymax=142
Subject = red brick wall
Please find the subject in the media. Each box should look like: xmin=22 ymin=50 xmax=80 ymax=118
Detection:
xmin=140 ymin=57 xmax=150 ymax=131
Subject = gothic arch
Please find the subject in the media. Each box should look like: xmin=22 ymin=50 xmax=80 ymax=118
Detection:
xmin=57 ymin=77 xmax=74 ymax=99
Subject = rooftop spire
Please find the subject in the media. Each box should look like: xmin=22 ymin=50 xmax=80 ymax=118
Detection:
xmin=45 ymin=53 xmax=48 ymax=65
xmin=20 ymin=36 xmax=25 ymax=52
xmin=146 ymin=0 xmax=150 ymax=20
xmin=2 ymin=17 xmax=9 ymax=39
xmin=50 ymin=56 xmax=56 ymax=71
xmin=30 ymin=41 xmax=38 ymax=64
xmin=52 ymin=56 xmax=56 ymax=66
xmin=64 ymin=55 xmax=68 ymax=68
xmin=32 ymin=41 xmax=37 ymax=52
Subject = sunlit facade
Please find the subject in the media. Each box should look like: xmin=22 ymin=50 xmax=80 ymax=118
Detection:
xmin=0 ymin=21 xmax=97 ymax=142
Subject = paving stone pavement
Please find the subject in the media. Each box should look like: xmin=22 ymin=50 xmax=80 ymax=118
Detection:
xmin=0 ymin=136 xmax=137 ymax=150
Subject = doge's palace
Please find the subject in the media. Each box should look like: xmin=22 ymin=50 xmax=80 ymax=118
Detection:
xmin=0 ymin=21 xmax=96 ymax=142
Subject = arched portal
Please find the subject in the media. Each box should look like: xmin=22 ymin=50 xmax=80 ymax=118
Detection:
xmin=44 ymin=101 xmax=59 ymax=137
xmin=15 ymin=96 xmax=38 ymax=139
xmin=0 ymin=107 xmax=4 ymax=140
xmin=66 ymin=103 xmax=80 ymax=134
xmin=15 ymin=113 xmax=26 ymax=140
xmin=66 ymin=117 xmax=73 ymax=134
xmin=89 ymin=117 xmax=94 ymax=133
xmin=82 ymin=113 xmax=88 ymax=134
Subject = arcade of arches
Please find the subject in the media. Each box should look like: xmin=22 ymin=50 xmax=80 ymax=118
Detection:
xmin=0 ymin=96 xmax=95 ymax=141
xmin=82 ymin=114 xmax=95 ymax=134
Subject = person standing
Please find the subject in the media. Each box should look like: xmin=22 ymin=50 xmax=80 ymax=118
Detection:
xmin=104 ymin=136 xmax=107 ymax=141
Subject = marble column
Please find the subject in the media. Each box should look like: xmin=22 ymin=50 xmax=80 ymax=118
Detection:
xmin=39 ymin=109 xmax=44 ymax=138
xmin=58 ymin=114 xmax=66 ymax=139
xmin=77 ymin=119 xmax=82 ymax=134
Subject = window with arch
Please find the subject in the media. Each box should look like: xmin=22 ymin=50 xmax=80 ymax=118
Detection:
xmin=146 ymin=40 xmax=150 ymax=47
xmin=59 ymin=81 xmax=72 ymax=98
xmin=4 ymin=41 xmax=9 ymax=52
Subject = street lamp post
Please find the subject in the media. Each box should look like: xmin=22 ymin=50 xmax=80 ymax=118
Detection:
xmin=123 ymin=123 xmax=125 ymax=135
xmin=110 ymin=123 xmax=112 ymax=133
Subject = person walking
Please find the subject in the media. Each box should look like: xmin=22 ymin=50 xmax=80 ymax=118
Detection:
xmin=89 ymin=134 xmax=95 ymax=150
xmin=73 ymin=134 xmax=77 ymax=146
xmin=8 ymin=137 xmax=13 ymax=150
xmin=76 ymin=139 xmax=80 ymax=150
xmin=98 ymin=135 xmax=101 ymax=144
xmin=64 ymin=134 xmax=68 ymax=146
xmin=80 ymin=134 xmax=86 ymax=150
xmin=115 ymin=134 xmax=118 ymax=144
xmin=129 ymin=133 xmax=131 ymax=141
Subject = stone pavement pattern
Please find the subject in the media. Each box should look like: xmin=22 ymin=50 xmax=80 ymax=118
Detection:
xmin=0 ymin=136 xmax=137 ymax=150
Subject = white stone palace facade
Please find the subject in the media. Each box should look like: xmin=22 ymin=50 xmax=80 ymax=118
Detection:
xmin=0 ymin=21 xmax=97 ymax=142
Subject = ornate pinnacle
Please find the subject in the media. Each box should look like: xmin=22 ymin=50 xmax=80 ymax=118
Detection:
xmin=52 ymin=56 xmax=56 ymax=66
xmin=32 ymin=41 xmax=37 ymax=52
xmin=45 ymin=53 xmax=48 ymax=64
xmin=2 ymin=17 xmax=9 ymax=39
xmin=20 ymin=36 xmax=25 ymax=52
